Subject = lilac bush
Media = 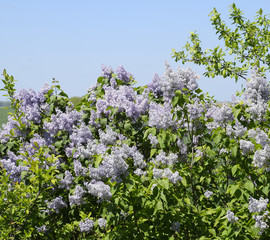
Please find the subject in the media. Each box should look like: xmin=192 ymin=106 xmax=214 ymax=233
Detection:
xmin=0 ymin=62 xmax=269 ymax=239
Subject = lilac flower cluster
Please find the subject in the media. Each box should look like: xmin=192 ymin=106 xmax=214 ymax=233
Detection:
xmin=248 ymin=128 xmax=269 ymax=147
xmin=98 ymin=218 xmax=107 ymax=229
xmin=151 ymin=151 xmax=179 ymax=166
xmin=253 ymin=211 xmax=269 ymax=235
xmin=153 ymin=168 xmax=182 ymax=184
xmin=47 ymin=196 xmax=67 ymax=214
xmin=59 ymin=170 xmax=74 ymax=190
xmin=226 ymin=210 xmax=239 ymax=223
xmin=239 ymin=140 xmax=255 ymax=155
xmin=96 ymin=85 xmax=149 ymax=121
xmin=248 ymin=197 xmax=269 ymax=234
xmin=204 ymin=190 xmax=213 ymax=198
xmin=116 ymin=65 xmax=134 ymax=84
xmin=248 ymin=197 xmax=269 ymax=213
xmin=44 ymin=107 xmax=82 ymax=137
xmin=69 ymin=185 xmax=85 ymax=206
xmin=84 ymin=180 xmax=112 ymax=202
xmin=147 ymin=62 xmax=198 ymax=101
xmin=148 ymin=102 xmax=174 ymax=129
xmin=0 ymin=151 xmax=28 ymax=182
xmin=148 ymin=133 xmax=159 ymax=146
xmin=244 ymin=67 xmax=270 ymax=104
xmin=14 ymin=84 xmax=50 ymax=124
xmin=187 ymin=100 xmax=205 ymax=121
xmin=171 ymin=221 xmax=180 ymax=232
xmin=226 ymin=120 xmax=247 ymax=139
xmin=79 ymin=218 xmax=94 ymax=232
xmin=253 ymin=145 xmax=270 ymax=170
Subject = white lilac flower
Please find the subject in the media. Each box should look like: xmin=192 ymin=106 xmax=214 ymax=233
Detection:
xmin=248 ymin=129 xmax=269 ymax=147
xmin=98 ymin=218 xmax=107 ymax=229
xmin=226 ymin=210 xmax=239 ymax=223
xmin=59 ymin=170 xmax=74 ymax=190
xmin=69 ymin=185 xmax=85 ymax=206
xmin=171 ymin=221 xmax=180 ymax=232
xmin=47 ymin=196 xmax=67 ymax=214
xmin=244 ymin=67 xmax=270 ymax=104
xmin=253 ymin=146 xmax=270 ymax=169
xmin=98 ymin=126 xmax=118 ymax=146
xmin=152 ymin=151 xmax=178 ymax=166
xmin=148 ymin=102 xmax=174 ymax=129
xmin=79 ymin=218 xmax=94 ymax=232
xmin=44 ymin=107 xmax=82 ymax=136
xmin=204 ymin=190 xmax=213 ymax=199
xmin=84 ymin=180 xmax=112 ymax=202
xmin=35 ymin=225 xmax=48 ymax=233
xmin=240 ymin=140 xmax=255 ymax=155
xmin=248 ymin=197 xmax=269 ymax=213
xmin=134 ymin=168 xmax=147 ymax=177
xmin=148 ymin=133 xmax=159 ymax=146
xmin=253 ymin=211 xmax=269 ymax=235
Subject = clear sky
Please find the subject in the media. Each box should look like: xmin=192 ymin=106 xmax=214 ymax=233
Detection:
xmin=1 ymin=0 xmax=270 ymax=101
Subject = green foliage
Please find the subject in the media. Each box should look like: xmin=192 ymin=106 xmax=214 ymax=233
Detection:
xmin=70 ymin=96 xmax=82 ymax=107
xmin=172 ymin=3 xmax=270 ymax=82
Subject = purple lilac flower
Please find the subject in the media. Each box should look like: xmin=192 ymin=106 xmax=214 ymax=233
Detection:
xmin=84 ymin=180 xmax=112 ymax=202
xmin=98 ymin=218 xmax=107 ymax=229
xmin=204 ymin=190 xmax=213 ymax=198
xmin=148 ymin=102 xmax=174 ymax=129
xmin=69 ymin=123 xmax=92 ymax=146
xmin=116 ymin=65 xmax=133 ymax=84
xmin=59 ymin=170 xmax=74 ymax=190
xmin=14 ymin=84 xmax=50 ymax=124
xmin=98 ymin=126 xmax=118 ymax=146
xmin=69 ymin=185 xmax=85 ymax=206
xmin=248 ymin=129 xmax=269 ymax=147
xmin=171 ymin=222 xmax=180 ymax=232
xmin=253 ymin=145 xmax=270 ymax=169
xmin=44 ymin=107 xmax=82 ymax=136
xmin=248 ymin=197 xmax=269 ymax=213
xmin=47 ymin=196 xmax=67 ymax=214
xmin=240 ymin=140 xmax=255 ymax=155
xmin=79 ymin=218 xmax=94 ymax=232
xmin=0 ymin=152 xmax=28 ymax=182
xmin=253 ymin=211 xmax=269 ymax=235
xmin=101 ymin=64 xmax=114 ymax=79
xmin=73 ymin=160 xmax=87 ymax=176
xmin=226 ymin=210 xmax=239 ymax=223
xmin=152 ymin=151 xmax=178 ymax=166
xmin=148 ymin=133 xmax=159 ymax=146
xmin=244 ymin=67 xmax=270 ymax=104
xmin=187 ymin=100 xmax=205 ymax=121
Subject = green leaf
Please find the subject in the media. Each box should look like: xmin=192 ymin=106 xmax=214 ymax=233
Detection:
xmin=231 ymin=165 xmax=238 ymax=177
xmin=244 ymin=181 xmax=254 ymax=194
xmin=158 ymin=178 xmax=169 ymax=190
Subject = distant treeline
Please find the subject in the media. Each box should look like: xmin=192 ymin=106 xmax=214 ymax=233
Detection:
xmin=0 ymin=101 xmax=11 ymax=107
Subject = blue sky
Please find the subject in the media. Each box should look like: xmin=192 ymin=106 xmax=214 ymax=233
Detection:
xmin=1 ymin=0 xmax=270 ymax=101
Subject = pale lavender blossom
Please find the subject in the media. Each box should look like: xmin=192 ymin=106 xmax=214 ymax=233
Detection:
xmin=152 ymin=151 xmax=178 ymax=166
xmin=84 ymin=180 xmax=112 ymax=202
xmin=148 ymin=133 xmax=159 ymax=146
xmin=48 ymin=196 xmax=67 ymax=213
xmin=248 ymin=197 xmax=269 ymax=213
xmin=98 ymin=218 xmax=107 ymax=229
xmin=59 ymin=171 xmax=74 ymax=190
xmin=148 ymin=102 xmax=174 ymax=129
xmin=116 ymin=65 xmax=134 ymax=84
xmin=253 ymin=211 xmax=269 ymax=235
xmin=79 ymin=218 xmax=94 ymax=232
xmin=253 ymin=146 xmax=270 ymax=169
xmin=204 ymin=190 xmax=213 ymax=198
xmin=69 ymin=185 xmax=85 ymax=206
xmin=171 ymin=221 xmax=180 ymax=232
xmin=226 ymin=210 xmax=239 ymax=223
xmin=240 ymin=140 xmax=255 ymax=155
xmin=36 ymin=225 xmax=48 ymax=233
xmin=248 ymin=129 xmax=269 ymax=147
